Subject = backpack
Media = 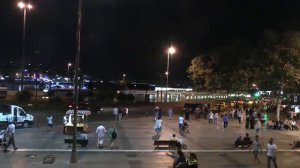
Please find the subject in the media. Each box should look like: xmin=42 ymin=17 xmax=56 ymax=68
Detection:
xmin=111 ymin=128 xmax=117 ymax=139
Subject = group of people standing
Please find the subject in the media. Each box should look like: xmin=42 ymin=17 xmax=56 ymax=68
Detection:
xmin=113 ymin=107 xmax=129 ymax=121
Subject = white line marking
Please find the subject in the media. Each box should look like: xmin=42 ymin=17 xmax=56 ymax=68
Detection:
xmin=3 ymin=149 xmax=300 ymax=153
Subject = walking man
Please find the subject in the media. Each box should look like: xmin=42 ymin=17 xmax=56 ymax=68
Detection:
xmin=107 ymin=125 xmax=117 ymax=149
xmin=252 ymin=135 xmax=262 ymax=164
xmin=208 ymin=111 xmax=214 ymax=124
xmin=96 ymin=123 xmax=107 ymax=148
xmin=178 ymin=115 xmax=185 ymax=132
xmin=47 ymin=114 xmax=53 ymax=132
xmin=267 ymin=138 xmax=278 ymax=168
xmin=3 ymin=121 xmax=18 ymax=152
xmin=113 ymin=107 xmax=118 ymax=120
xmin=223 ymin=113 xmax=229 ymax=128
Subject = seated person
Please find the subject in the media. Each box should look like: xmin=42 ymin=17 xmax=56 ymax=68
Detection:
xmin=173 ymin=149 xmax=186 ymax=168
xmin=234 ymin=134 xmax=243 ymax=147
xmin=243 ymin=133 xmax=251 ymax=142
xmin=283 ymin=119 xmax=291 ymax=130
xmin=291 ymin=120 xmax=298 ymax=131
xmin=79 ymin=131 xmax=88 ymax=140
xmin=267 ymin=119 xmax=274 ymax=129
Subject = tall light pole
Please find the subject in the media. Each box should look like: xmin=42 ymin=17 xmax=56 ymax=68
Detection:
xmin=18 ymin=1 xmax=33 ymax=91
xmin=165 ymin=46 xmax=175 ymax=102
xmin=67 ymin=63 xmax=72 ymax=82
xmin=70 ymin=0 xmax=82 ymax=163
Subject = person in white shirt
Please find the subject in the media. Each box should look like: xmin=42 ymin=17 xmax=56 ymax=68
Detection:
xmin=208 ymin=111 xmax=213 ymax=124
xmin=96 ymin=124 xmax=107 ymax=148
xmin=113 ymin=107 xmax=118 ymax=120
xmin=47 ymin=115 xmax=53 ymax=132
xmin=178 ymin=115 xmax=185 ymax=131
xmin=154 ymin=118 xmax=163 ymax=135
xmin=213 ymin=112 xmax=219 ymax=125
xmin=266 ymin=138 xmax=278 ymax=168
xmin=3 ymin=122 xmax=18 ymax=152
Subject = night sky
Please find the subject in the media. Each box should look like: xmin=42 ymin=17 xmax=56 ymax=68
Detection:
xmin=1 ymin=0 xmax=300 ymax=82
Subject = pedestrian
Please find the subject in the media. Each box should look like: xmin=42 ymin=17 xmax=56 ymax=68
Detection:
xmin=213 ymin=112 xmax=219 ymax=125
xmin=208 ymin=111 xmax=213 ymax=124
xmin=168 ymin=107 xmax=173 ymax=119
xmin=3 ymin=121 xmax=18 ymax=152
xmin=267 ymin=138 xmax=278 ymax=168
xmin=96 ymin=123 xmax=107 ymax=148
xmin=154 ymin=117 xmax=163 ymax=136
xmin=118 ymin=107 xmax=123 ymax=121
xmin=124 ymin=107 xmax=129 ymax=119
xmin=252 ymin=135 xmax=262 ymax=164
xmin=178 ymin=115 xmax=185 ymax=132
xmin=223 ymin=113 xmax=229 ymax=128
xmin=107 ymin=125 xmax=117 ymax=149
xmin=154 ymin=106 xmax=159 ymax=120
xmin=47 ymin=114 xmax=53 ymax=132
xmin=185 ymin=108 xmax=190 ymax=120
xmin=255 ymin=120 xmax=261 ymax=136
xmin=113 ymin=107 xmax=118 ymax=120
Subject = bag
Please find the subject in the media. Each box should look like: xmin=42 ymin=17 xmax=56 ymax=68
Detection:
xmin=111 ymin=128 xmax=117 ymax=139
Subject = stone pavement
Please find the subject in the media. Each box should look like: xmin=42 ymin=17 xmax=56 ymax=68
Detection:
xmin=1 ymin=115 xmax=300 ymax=168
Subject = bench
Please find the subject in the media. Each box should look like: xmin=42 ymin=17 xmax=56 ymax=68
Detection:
xmin=64 ymin=138 xmax=88 ymax=147
xmin=154 ymin=140 xmax=181 ymax=149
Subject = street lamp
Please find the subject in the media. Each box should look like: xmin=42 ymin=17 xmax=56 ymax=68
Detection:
xmin=18 ymin=1 xmax=33 ymax=91
xmin=123 ymin=73 xmax=126 ymax=81
xmin=70 ymin=0 xmax=82 ymax=163
xmin=67 ymin=63 xmax=72 ymax=82
xmin=165 ymin=46 xmax=175 ymax=102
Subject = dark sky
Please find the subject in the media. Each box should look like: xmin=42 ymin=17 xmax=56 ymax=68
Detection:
xmin=1 ymin=0 xmax=300 ymax=82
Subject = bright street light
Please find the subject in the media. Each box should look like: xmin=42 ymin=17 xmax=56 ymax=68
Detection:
xmin=165 ymin=46 xmax=176 ymax=102
xmin=18 ymin=1 xmax=33 ymax=91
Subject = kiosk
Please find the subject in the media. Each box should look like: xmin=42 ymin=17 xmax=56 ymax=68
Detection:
xmin=64 ymin=109 xmax=91 ymax=135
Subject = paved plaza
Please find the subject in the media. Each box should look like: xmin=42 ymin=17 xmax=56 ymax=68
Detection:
xmin=1 ymin=114 xmax=300 ymax=168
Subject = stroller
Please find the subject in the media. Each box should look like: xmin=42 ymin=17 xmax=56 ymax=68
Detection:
xmin=0 ymin=130 xmax=7 ymax=148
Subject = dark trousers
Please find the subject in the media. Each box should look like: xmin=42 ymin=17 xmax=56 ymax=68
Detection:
xmin=267 ymin=156 xmax=277 ymax=168
xmin=4 ymin=136 xmax=16 ymax=150
xmin=223 ymin=122 xmax=228 ymax=128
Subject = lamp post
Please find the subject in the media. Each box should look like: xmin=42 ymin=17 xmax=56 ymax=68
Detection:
xmin=67 ymin=63 xmax=72 ymax=82
xmin=70 ymin=0 xmax=82 ymax=163
xmin=18 ymin=1 xmax=32 ymax=91
xmin=165 ymin=46 xmax=175 ymax=102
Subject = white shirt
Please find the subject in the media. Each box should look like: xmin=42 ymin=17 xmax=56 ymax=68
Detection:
xmin=113 ymin=108 xmax=118 ymax=115
xmin=96 ymin=125 xmax=107 ymax=137
xmin=267 ymin=143 xmax=277 ymax=157
xmin=209 ymin=112 xmax=213 ymax=119
xmin=154 ymin=119 xmax=162 ymax=129
xmin=178 ymin=116 xmax=184 ymax=124
xmin=7 ymin=123 xmax=15 ymax=134
xmin=47 ymin=116 xmax=53 ymax=124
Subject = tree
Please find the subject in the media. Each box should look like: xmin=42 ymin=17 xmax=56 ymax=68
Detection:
xmin=187 ymin=56 xmax=213 ymax=91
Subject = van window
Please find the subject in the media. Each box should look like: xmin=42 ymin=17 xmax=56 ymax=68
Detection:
xmin=20 ymin=109 xmax=26 ymax=116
